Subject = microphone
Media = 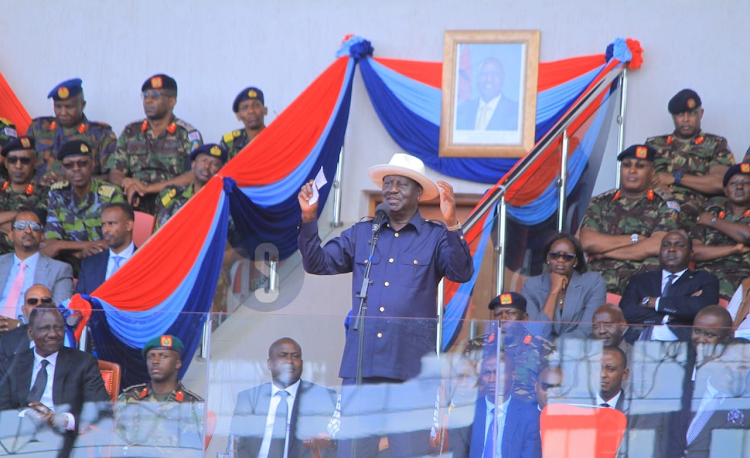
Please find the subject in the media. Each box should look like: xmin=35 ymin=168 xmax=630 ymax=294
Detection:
xmin=372 ymin=203 xmax=390 ymax=233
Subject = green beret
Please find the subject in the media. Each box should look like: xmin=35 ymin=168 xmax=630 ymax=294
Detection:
xmin=142 ymin=334 xmax=183 ymax=358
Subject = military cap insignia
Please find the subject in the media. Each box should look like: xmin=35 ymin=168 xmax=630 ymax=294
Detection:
xmin=57 ymin=87 xmax=70 ymax=99
xmin=635 ymin=146 xmax=648 ymax=159
xmin=210 ymin=145 xmax=221 ymax=157
xmin=151 ymin=76 xmax=163 ymax=89
xmin=742 ymin=164 xmax=750 ymax=173
xmin=51 ymin=180 xmax=69 ymax=190
xmin=160 ymin=335 xmax=173 ymax=347
xmin=500 ymin=293 xmax=512 ymax=305
xmin=167 ymin=122 xmax=177 ymax=134
xmin=233 ymin=130 xmax=241 ymax=138
xmin=248 ymin=89 xmax=257 ymax=98
xmin=687 ymin=98 xmax=696 ymax=109
xmin=98 ymin=184 xmax=115 ymax=198
xmin=49 ymin=121 xmax=57 ymax=131
xmin=80 ymin=143 xmax=89 ymax=153
xmin=20 ymin=138 xmax=31 ymax=148
xmin=25 ymin=184 xmax=34 ymax=195
xmin=77 ymin=123 xmax=86 ymax=134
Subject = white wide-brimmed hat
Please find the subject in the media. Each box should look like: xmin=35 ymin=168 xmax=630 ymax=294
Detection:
xmin=368 ymin=153 xmax=439 ymax=201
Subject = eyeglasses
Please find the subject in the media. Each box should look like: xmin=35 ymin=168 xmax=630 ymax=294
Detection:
xmin=12 ymin=221 xmax=42 ymax=232
xmin=5 ymin=157 xmax=32 ymax=165
xmin=540 ymin=382 xmax=562 ymax=392
xmin=61 ymin=159 xmax=90 ymax=170
xmin=141 ymin=90 xmax=168 ymax=100
xmin=548 ymin=251 xmax=576 ymax=262
xmin=26 ymin=296 xmax=53 ymax=306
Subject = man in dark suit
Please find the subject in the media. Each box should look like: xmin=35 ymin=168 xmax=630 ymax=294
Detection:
xmin=75 ymin=202 xmax=135 ymax=295
xmin=466 ymin=351 xmax=541 ymax=458
xmin=598 ymin=346 xmax=629 ymax=412
xmin=229 ymin=337 xmax=337 ymax=458
xmin=620 ymin=229 xmax=719 ymax=342
xmin=0 ymin=285 xmax=54 ymax=360
xmin=0 ymin=305 xmax=111 ymax=457
xmin=456 ymin=57 xmax=519 ymax=132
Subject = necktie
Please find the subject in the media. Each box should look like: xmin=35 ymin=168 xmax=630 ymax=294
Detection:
xmin=269 ymin=390 xmax=289 ymax=458
xmin=686 ymin=395 xmax=720 ymax=445
xmin=111 ymin=255 xmax=124 ymax=276
xmin=476 ymin=104 xmax=491 ymax=131
xmin=600 ymin=402 xmax=611 ymax=408
xmin=662 ymin=273 xmax=677 ymax=297
xmin=27 ymin=360 xmax=49 ymax=403
xmin=483 ymin=407 xmax=495 ymax=458
xmin=2 ymin=261 xmax=26 ymax=319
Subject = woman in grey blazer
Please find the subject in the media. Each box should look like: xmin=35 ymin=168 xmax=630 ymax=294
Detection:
xmin=521 ymin=233 xmax=606 ymax=340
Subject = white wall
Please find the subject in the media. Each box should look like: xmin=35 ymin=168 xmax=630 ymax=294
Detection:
xmin=2 ymin=0 xmax=748 ymax=223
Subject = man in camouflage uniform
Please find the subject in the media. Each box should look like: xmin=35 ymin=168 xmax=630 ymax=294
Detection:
xmin=645 ymin=89 xmax=734 ymax=230
xmin=153 ymin=143 xmax=227 ymax=230
xmin=118 ymin=335 xmax=204 ymax=454
xmin=580 ymin=144 xmax=681 ymax=295
xmin=0 ymin=137 xmax=48 ymax=254
xmin=25 ymin=78 xmax=117 ymax=185
xmin=108 ymin=74 xmax=203 ymax=215
xmin=42 ymin=140 xmax=124 ymax=269
xmin=690 ymin=163 xmax=750 ymax=300
xmin=220 ymin=86 xmax=267 ymax=160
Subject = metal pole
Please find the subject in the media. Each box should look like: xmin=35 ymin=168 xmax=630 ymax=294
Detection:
xmin=267 ymin=257 xmax=279 ymax=294
xmin=199 ymin=315 xmax=211 ymax=360
xmin=332 ymin=146 xmax=345 ymax=227
xmin=496 ymin=197 xmax=507 ymax=296
xmin=615 ymin=69 xmax=629 ymax=189
xmin=557 ymin=130 xmax=569 ymax=232
xmin=437 ymin=279 xmax=444 ymax=357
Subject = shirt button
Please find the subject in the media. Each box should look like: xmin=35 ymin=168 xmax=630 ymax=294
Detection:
xmin=364 ymin=259 xmax=368 ymax=264
xmin=413 ymin=260 xmax=418 ymax=265
xmin=379 ymin=307 xmax=385 ymax=312
xmin=389 ymin=258 xmax=394 ymax=263
xmin=384 ymin=281 xmax=390 ymax=286
xmin=377 ymin=332 xmax=383 ymax=338
xmin=394 ymin=233 xmax=399 ymax=238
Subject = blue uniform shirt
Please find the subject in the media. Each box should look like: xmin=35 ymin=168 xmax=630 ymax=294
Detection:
xmin=298 ymin=210 xmax=473 ymax=380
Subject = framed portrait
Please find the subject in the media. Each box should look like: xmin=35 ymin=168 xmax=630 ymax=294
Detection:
xmin=439 ymin=30 xmax=540 ymax=158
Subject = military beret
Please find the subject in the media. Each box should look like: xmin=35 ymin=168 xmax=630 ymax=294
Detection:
xmin=57 ymin=140 xmax=91 ymax=160
xmin=142 ymin=74 xmax=177 ymax=94
xmin=190 ymin=143 xmax=228 ymax=164
xmin=723 ymin=163 xmax=750 ymax=187
xmin=617 ymin=144 xmax=656 ymax=162
xmin=0 ymin=118 xmax=17 ymax=148
xmin=142 ymin=334 xmax=184 ymax=358
xmin=1 ymin=136 xmax=35 ymax=157
xmin=232 ymin=87 xmax=265 ymax=113
xmin=47 ymin=78 xmax=83 ymax=101
xmin=668 ymin=89 xmax=702 ymax=115
xmin=488 ymin=292 xmax=527 ymax=313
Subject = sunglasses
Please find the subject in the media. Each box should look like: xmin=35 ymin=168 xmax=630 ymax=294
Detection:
xmin=5 ymin=157 xmax=32 ymax=165
xmin=141 ymin=90 xmax=169 ymax=100
xmin=13 ymin=221 xmax=42 ymax=232
xmin=548 ymin=251 xmax=576 ymax=262
xmin=61 ymin=159 xmax=90 ymax=170
xmin=540 ymin=382 xmax=562 ymax=392
xmin=26 ymin=296 xmax=54 ymax=306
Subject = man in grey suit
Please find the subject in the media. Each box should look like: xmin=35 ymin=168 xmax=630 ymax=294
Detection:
xmin=229 ymin=337 xmax=337 ymax=458
xmin=0 ymin=210 xmax=73 ymax=331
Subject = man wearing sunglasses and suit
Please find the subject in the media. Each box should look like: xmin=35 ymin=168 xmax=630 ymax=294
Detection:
xmin=0 ymin=137 xmax=49 ymax=255
xmin=0 ymin=284 xmax=55 ymax=359
xmin=0 ymin=210 xmax=73 ymax=330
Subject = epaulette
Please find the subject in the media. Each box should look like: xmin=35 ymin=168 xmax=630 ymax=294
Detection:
xmin=174 ymin=119 xmax=198 ymax=133
xmin=161 ymin=186 xmax=178 ymax=206
xmin=179 ymin=387 xmax=204 ymax=403
xmin=645 ymin=135 xmax=665 ymax=144
xmin=121 ymin=383 xmax=148 ymax=394
xmin=599 ymin=188 xmax=618 ymax=197
xmin=88 ymin=120 xmax=113 ymax=129
xmin=50 ymin=180 xmax=69 ymax=190
xmin=652 ymin=187 xmax=676 ymax=202
xmin=98 ymin=184 xmax=116 ymax=198
xmin=223 ymin=130 xmax=241 ymax=143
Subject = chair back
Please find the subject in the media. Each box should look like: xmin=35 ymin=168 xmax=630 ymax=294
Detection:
xmin=98 ymin=359 xmax=122 ymax=403
xmin=133 ymin=211 xmax=155 ymax=246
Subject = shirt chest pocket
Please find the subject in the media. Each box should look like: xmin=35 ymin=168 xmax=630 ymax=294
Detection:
xmin=398 ymin=255 xmax=431 ymax=288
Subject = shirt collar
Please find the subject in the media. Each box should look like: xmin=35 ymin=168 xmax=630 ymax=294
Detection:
xmin=479 ymin=94 xmax=502 ymax=111
xmin=34 ymin=349 xmax=59 ymax=368
xmin=385 ymin=210 xmax=425 ymax=234
xmin=662 ymin=268 xmax=688 ymax=281
xmin=14 ymin=252 xmax=40 ymax=269
xmin=271 ymin=379 xmax=301 ymax=398
xmin=597 ymin=390 xmax=622 ymax=407
xmin=110 ymin=241 xmax=135 ymax=259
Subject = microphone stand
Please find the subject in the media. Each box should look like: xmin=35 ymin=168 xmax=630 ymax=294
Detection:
xmin=351 ymin=220 xmax=382 ymax=457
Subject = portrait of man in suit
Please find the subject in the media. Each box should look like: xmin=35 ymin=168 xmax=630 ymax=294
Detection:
xmin=228 ymin=337 xmax=337 ymax=458
xmin=0 ymin=210 xmax=73 ymax=327
xmin=0 ymin=305 xmax=112 ymax=457
xmin=456 ymin=57 xmax=520 ymax=133
xmin=620 ymin=229 xmax=719 ymax=342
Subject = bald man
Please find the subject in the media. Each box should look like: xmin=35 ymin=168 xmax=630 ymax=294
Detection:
xmin=691 ymin=305 xmax=733 ymax=346
xmin=0 ymin=284 xmax=53 ymax=360
xmin=591 ymin=304 xmax=630 ymax=352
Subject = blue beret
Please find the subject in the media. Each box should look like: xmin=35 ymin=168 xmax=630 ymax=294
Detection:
xmin=1 ymin=136 xmax=35 ymax=157
xmin=617 ymin=144 xmax=656 ymax=162
xmin=668 ymin=89 xmax=701 ymax=115
xmin=142 ymin=334 xmax=184 ymax=358
xmin=57 ymin=140 xmax=92 ymax=160
xmin=47 ymin=78 xmax=83 ymax=101
xmin=488 ymin=292 xmax=527 ymax=312
xmin=190 ymin=143 xmax=228 ymax=164
xmin=723 ymin=163 xmax=750 ymax=187
xmin=232 ymin=87 xmax=264 ymax=113
xmin=142 ymin=74 xmax=177 ymax=94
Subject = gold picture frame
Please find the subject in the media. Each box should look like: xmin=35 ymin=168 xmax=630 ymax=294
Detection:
xmin=439 ymin=30 xmax=540 ymax=158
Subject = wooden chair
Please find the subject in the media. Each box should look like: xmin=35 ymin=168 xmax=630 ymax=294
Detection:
xmin=133 ymin=211 xmax=155 ymax=247
xmin=98 ymin=359 xmax=122 ymax=403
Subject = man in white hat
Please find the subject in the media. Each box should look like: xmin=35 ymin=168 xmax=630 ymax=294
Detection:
xmin=297 ymin=153 xmax=474 ymax=457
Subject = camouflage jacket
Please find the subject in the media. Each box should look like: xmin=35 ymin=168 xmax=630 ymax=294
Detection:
xmin=580 ymin=188 xmax=681 ymax=295
xmin=26 ymin=115 xmax=117 ymax=178
xmin=219 ymin=128 xmax=252 ymax=161
xmin=45 ymin=178 xmax=125 ymax=241
xmin=117 ymin=381 xmax=204 ymax=449
xmin=154 ymin=183 xmax=195 ymax=231
xmin=108 ymin=116 xmax=202 ymax=184
xmin=0 ymin=182 xmax=49 ymax=212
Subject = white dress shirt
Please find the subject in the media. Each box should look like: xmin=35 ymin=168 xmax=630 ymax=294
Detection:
xmin=105 ymin=242 xmax=135 ymax=280
xmin=596 ymin=390 xmax=622 ymax=409
xmin=258 ymin=380 xmax=300 ymax=458
xmin=726 ymin=284 xmax=750 ymax=340
xmin=651 ymin=268 xmax=687 ymax=341
xmin=22 ymin=350 xmax=75 ymax=430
